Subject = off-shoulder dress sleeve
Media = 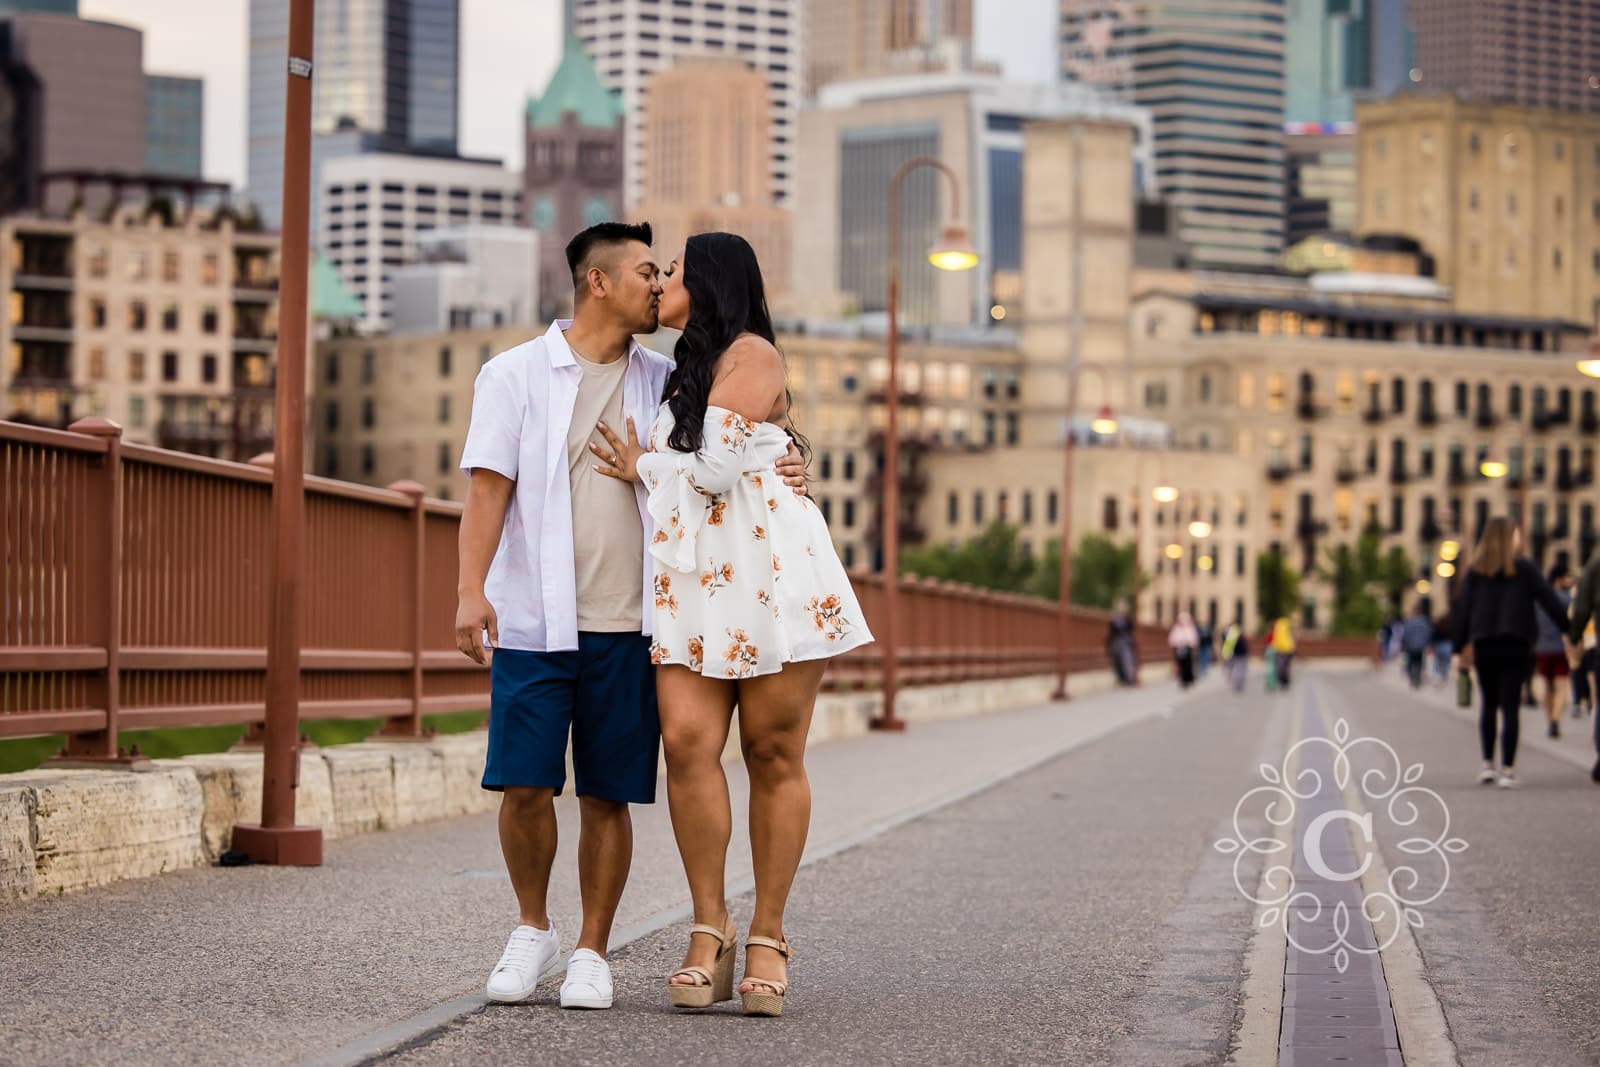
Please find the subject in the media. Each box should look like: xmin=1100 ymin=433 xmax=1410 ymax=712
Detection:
xmin=636 ymin=405 xmax=757 ymax=572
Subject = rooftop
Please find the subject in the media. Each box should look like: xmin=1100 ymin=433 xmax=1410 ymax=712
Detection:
xmin=526 ymin=35 xmax=624 ymax=130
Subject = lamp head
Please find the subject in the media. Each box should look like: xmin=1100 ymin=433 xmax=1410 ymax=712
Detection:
xmin=1151 ymin=485 xmax=1179 ymax=504
xmin=1090 ymin=404 xmax=1118 ymax=435
xmin=1480 ymin=458 xmax=1508 ymax=479
xmin=927 ymin=225 xmax=979 ymax=272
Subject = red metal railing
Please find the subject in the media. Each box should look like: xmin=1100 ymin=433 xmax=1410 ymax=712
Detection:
xmin=1 ymin=418 xmax=1173 ymax=754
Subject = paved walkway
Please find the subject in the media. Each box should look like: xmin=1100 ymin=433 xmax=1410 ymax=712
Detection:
xmin=4 ymin=668 xmax=1598 ymax=1067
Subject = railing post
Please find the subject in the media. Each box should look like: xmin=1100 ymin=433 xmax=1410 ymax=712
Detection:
xmin=376 ymin=480 xmax=427 ymax=739
xmin=52 ymin=418 xmax=146 ymax=768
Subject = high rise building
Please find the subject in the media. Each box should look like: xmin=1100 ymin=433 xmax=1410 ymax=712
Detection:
xmin=0 ymin=14 xmax=146 ymax=213
xmin=807 ymin=0 xmax=975 ymax=94
xmin=247 ymin=0 xmax=460 ymax=230
xmin=0 ymin=1 xmax=76 ymax=13
xmin=794 ymin=70 xmax=1150 ymax=326
xmin=1060 ymin=0 xmax=1288 ymax=271
xmin=389 ymin=226 xmax=540 ymax=335
xmin=571 ymin=0 xmax=800 ymax=206
xmin=1355 ymin=94 xmax=1600 ymax=326
xmin=146 ymin=74 xmax=203 ymax=178
xmin=317 ymin=153 xmax=523 ymax=334
xmin=1284 ymin=124 xmax=1356 ymax=245
xmin=1411 ymin=0 xmax=1600 ymax=114
xmin=524 ymin=35 xmax=625 ymax=320
xmin=634 ymin=57 xmax=791 ymax=292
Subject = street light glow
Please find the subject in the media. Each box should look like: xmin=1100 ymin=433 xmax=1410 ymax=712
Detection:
xmin=1578 ymin=358 xmax=1600 ymax=378
xmin=1152 ymin=485 xmax=1179 ymax=504
xmin=1480 ymin=458 xmax=1509 ymax=479
xmin=1437 ymin=561 xmax=1456 ymax=578
xmin=1091 ymin=405 xmax=1119 ymax=435
xmin=1198 ymin=555 xmax=1214 ymax=571
xmin=1164 ymin=543 xmax=1184 ymax=560
xmin=1188 ymin=520 xmax=1212 ymax=539
xmin=1416 ymin=579 xmax=1432 ymax=595
xmin=1440 ymin=539 xmax=1460 ymax=561
xmin=927 ymin=225 xmax=979 ymax=271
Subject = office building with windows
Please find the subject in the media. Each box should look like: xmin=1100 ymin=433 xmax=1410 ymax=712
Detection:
xmin=317 ymin=153 xmax=524 ymax=334
xmin=806 ymin=0 xmax=975 ymax=94
xmin=146 ymin=74 xmax=203 ymax=178
xmin=247 ymin=0 xmax=460 ymax=229
xmin=571 ymin=0 xmax=801 ymax=206
xmin=1061 ymin=0 xmax=1288 ymax=270
xmin=1411 ymin=0 xmax=1600 ymax=114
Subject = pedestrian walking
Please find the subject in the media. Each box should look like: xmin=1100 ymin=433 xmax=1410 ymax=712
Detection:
xmin=1169 ymin=612 xmax=1200 ymax=688
xmin=1222 ymin=619 xmax=1250 ymax=692
xmin=1431 ymin=608 xmax=1454 ymax=686
xmin=1270 ymin=616 xmax=1297 ymax=689
xmin=1105 ymin=599 xmax=1139 ymax=686
xmin=1452 ymin=517 xmax=1573 ymax=789
xmin=1567 ymin=552 xmax=1600 ymax=783
xmin=1534 ymin=564 xmax=1575 ymax=738
xmin=597 ymin=232 xmax=873 ymax=1016
xmin=1399 ymin=602 xmax=1434 ymax=689
xmin=455 ymin=221 xmax=815 ymax=1010
xmin=1197 ymin=620 xmax=1215 ymax=677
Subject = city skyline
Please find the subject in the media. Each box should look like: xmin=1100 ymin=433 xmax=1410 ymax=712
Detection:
xmin=76 ymin=0 xmax=1046 ymax=192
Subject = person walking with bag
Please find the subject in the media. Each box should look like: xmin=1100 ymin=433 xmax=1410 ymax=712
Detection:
xmin=1452 ymin=518 xmax=1573 ymax=788
xmin=1169 ymin=612 xmax=1200 ymax=688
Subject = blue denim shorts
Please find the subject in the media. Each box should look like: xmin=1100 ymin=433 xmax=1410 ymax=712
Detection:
xmin=483 ymin=632 xmax=660 ymax=804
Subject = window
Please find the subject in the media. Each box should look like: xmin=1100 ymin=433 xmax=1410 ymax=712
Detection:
xmin=973 ymin=491 xmax=985 ymax=525
xmin=87 ymin=245 xmax=108 ymax=279
xmin=326 ymin=402 xmax=339 ymax=432
xmin=1235 ymin=544 xmax=1246 ymax=576
xmin=129 ymin=300 xmax=147 ymax=331
xmin=361 ymin=348 xmax=375 ymax=385
xmin=88 ymin=297 xmax=106 ymax=328
xmin=438 ymin=395 xmax=451 ymax=424
xmin=947 ymin=491 xmax=958 ymax=525
xmin=201 ymin=254 xmax=220 ymax=286
xmin=361 ymin=445 xmax=374 ymax=477
xmin=129 ymin=350 xmax=146 ymax=383
xmin=87 ymin=348 xmax=105 ymax=380
xmin=162 ymin=250 xmax=180 ymax=283
xmin=1102 ymin=496 xmax=1119 ymax=531
xmin=438 ymin=442 xmax=452 ymax=476
xmin=843 ymin=453 xmax=856 ymax=480
xmin=1022 ymin=492 xmax=1033 ymax=524
xmin=1455 ymin=380 xmax=1469 ymax=417
xmin=128 ymin=248 xmax=149 ymax=282
xmin=361 ymin=398 xmax=375 ymax=429
xmin=161 ymin=351 xmax=178 ymax=382
xmin=439 ymin=346 xmax=452 ymax=377
xmin=1047 ymin=491 xmax=1059 ymax=523
xmin=842 ymin=499 xmax=855 ymax=528
xmin=1391 ymin=376 xmax=1406 ymax=413
xmin=201 ymin=354 xmax=217 ymax=384
xmin=1004 ymin=412 xmax=1018 ymax=446
xmin=1509 ymin=384 xmax=1522 ymax=418
xmin=820 ymin=452 xmax=832 ymax=480
xmin=1199 ymin=374 xmax=1212 ymax=403
xmin=201 ymin=305 xmax=218 ymax=334
xmin=127 ymin=395 xmax=145 ymax=427
xmin=161 ymin=303 xmax=179 ymax=332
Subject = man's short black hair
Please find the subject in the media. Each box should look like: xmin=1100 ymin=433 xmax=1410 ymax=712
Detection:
xmin=565 ymin=221 xmax=653 ymax=291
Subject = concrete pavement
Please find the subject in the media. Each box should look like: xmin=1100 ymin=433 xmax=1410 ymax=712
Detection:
xmin=4 ymin=667 xmax=1600 ymax=1066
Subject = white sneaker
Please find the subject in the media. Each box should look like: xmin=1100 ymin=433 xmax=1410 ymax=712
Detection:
xmin=486 ymin=923 xmax=559 ymax=1003
xmin=1477 ymin=766 xmax=1498 ymax=785
xmin=1498 ymin=770 xmax=1519 ymax=789
xmin=560 ymin=948 xmax=614 ymax=1009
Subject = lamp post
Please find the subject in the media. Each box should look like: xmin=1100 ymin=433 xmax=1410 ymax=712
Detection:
xmin=1131 ymin=460 xmax=1178 ymax=623
xmin=1052 ymin=359 xmax=1119 ymax=701
xmin=230 ymin=0 xmax=322 ymax=866
xmin=871 ymin=157 xmax=978 ymax=732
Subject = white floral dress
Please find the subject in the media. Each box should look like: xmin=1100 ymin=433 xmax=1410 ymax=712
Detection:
xmin=637 ymin=402 xmax=874 ymax=678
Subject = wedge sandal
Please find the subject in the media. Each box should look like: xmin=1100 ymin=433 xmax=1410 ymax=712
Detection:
xmin=667 ymin=918 xmax=737 ymax=1009
xmin=739 ymin=935 xmax=792 ymax=1017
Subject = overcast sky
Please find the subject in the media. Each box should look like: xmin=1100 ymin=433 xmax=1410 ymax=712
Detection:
xmin=81 ymin=0 xmax=1055 ymax=190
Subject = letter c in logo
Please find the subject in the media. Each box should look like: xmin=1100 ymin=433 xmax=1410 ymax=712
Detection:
xmin=1303 ymin=809 xmax=1374 ymax=882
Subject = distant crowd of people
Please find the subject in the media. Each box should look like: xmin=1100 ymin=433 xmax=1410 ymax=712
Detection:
xmin=1106 ymin=516 xmax=1600 ymax=791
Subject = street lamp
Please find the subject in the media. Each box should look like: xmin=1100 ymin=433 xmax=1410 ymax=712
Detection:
xmin=1152 ymin=484 xmax=1180 ymax=504
xmin=872 ymin=157 xmax=978 ymax=732
xmin=1054 ymin=360 xmax=1119 ymax=700
xmin=1187 ymin=519 xmax=1213 ymax=539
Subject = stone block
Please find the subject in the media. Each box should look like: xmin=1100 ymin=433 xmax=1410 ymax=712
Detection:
xmin=170 ymin=751 xmax=337 ymax=862
xmin=428 ymin=733 xmax=496 ymax=819
xmin=0 ymin=781 xmax=37 ymax=902
xmin=386 ymin=744 xmax=447 ymax=828
xmin=26 ymin=767 xmax=205 ymax=896
xmin=320 ymin=746 xmax=398 ymax=836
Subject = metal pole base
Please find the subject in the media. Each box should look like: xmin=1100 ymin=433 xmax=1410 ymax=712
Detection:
xmin=230 ymin=823 xmax=323 ymax=866
xmin=1051 ymin=686 xmax=1071 ymax=703
xmin=868 ymin=715 xmax=908 ymax=732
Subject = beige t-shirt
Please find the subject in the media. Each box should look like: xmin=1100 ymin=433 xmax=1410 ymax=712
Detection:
xmin=567 ymin=350 xmax=644 ymax=631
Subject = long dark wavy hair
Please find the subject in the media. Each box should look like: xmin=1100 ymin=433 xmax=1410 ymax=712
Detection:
xmin=662 ymin=232 xmax=808 ymax=459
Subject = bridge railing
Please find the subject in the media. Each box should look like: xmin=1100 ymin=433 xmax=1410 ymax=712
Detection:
xmin=2 ymin=418 xmax=1174 ymax=756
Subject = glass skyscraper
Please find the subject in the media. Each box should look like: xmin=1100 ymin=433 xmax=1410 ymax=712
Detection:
xmin=247 ymin=0 xmax=459 ymax=229
xmin=146 ymin=74 xmax=203 ymax=178
xmin=0 ymin=1 xmax=79 ymax=14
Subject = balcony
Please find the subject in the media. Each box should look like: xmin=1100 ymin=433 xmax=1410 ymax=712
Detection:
xmin=864 ymin=518 xmax=928 ymax=546
xmin=1361 ymin=405 xmax=1385 ymax=425
xmin=1296 ymin=516 xmax=1328 ymax=539
xmin=1550 ymin=521 xmax=1572 ymax=541
xmin=865 ymin=387 xmax=925 ymax=407
xmin=1335 ymin=465 xmax=1359 ymax=484
xmin=1388 ymin=465 xmax=1409 ymax=486
xmin=1474 ymin=409 xmax=1498 ymax=430
xmin=1420 ymin=518 xmax=1444 ymax=543
xmin=1531 ymin=412 xmax=1552 ymax=433
xmin=864 ymin=469 xmax=930 ymax=496
xmin=1582 ymin=410 xmax=1599 ymax=434
xmin=1295 ymin=395 xmax=1326 ymax=419
xmin=1266 ymin=460 xmax=1293 ymax=482
xmin=1447 ymin=465 xmax=1471 ymax=487
xmin=1556 ymin=470 xmax=1579 ymax=492
xmin=1418 ymin=406 xmax=1439 ymax=427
